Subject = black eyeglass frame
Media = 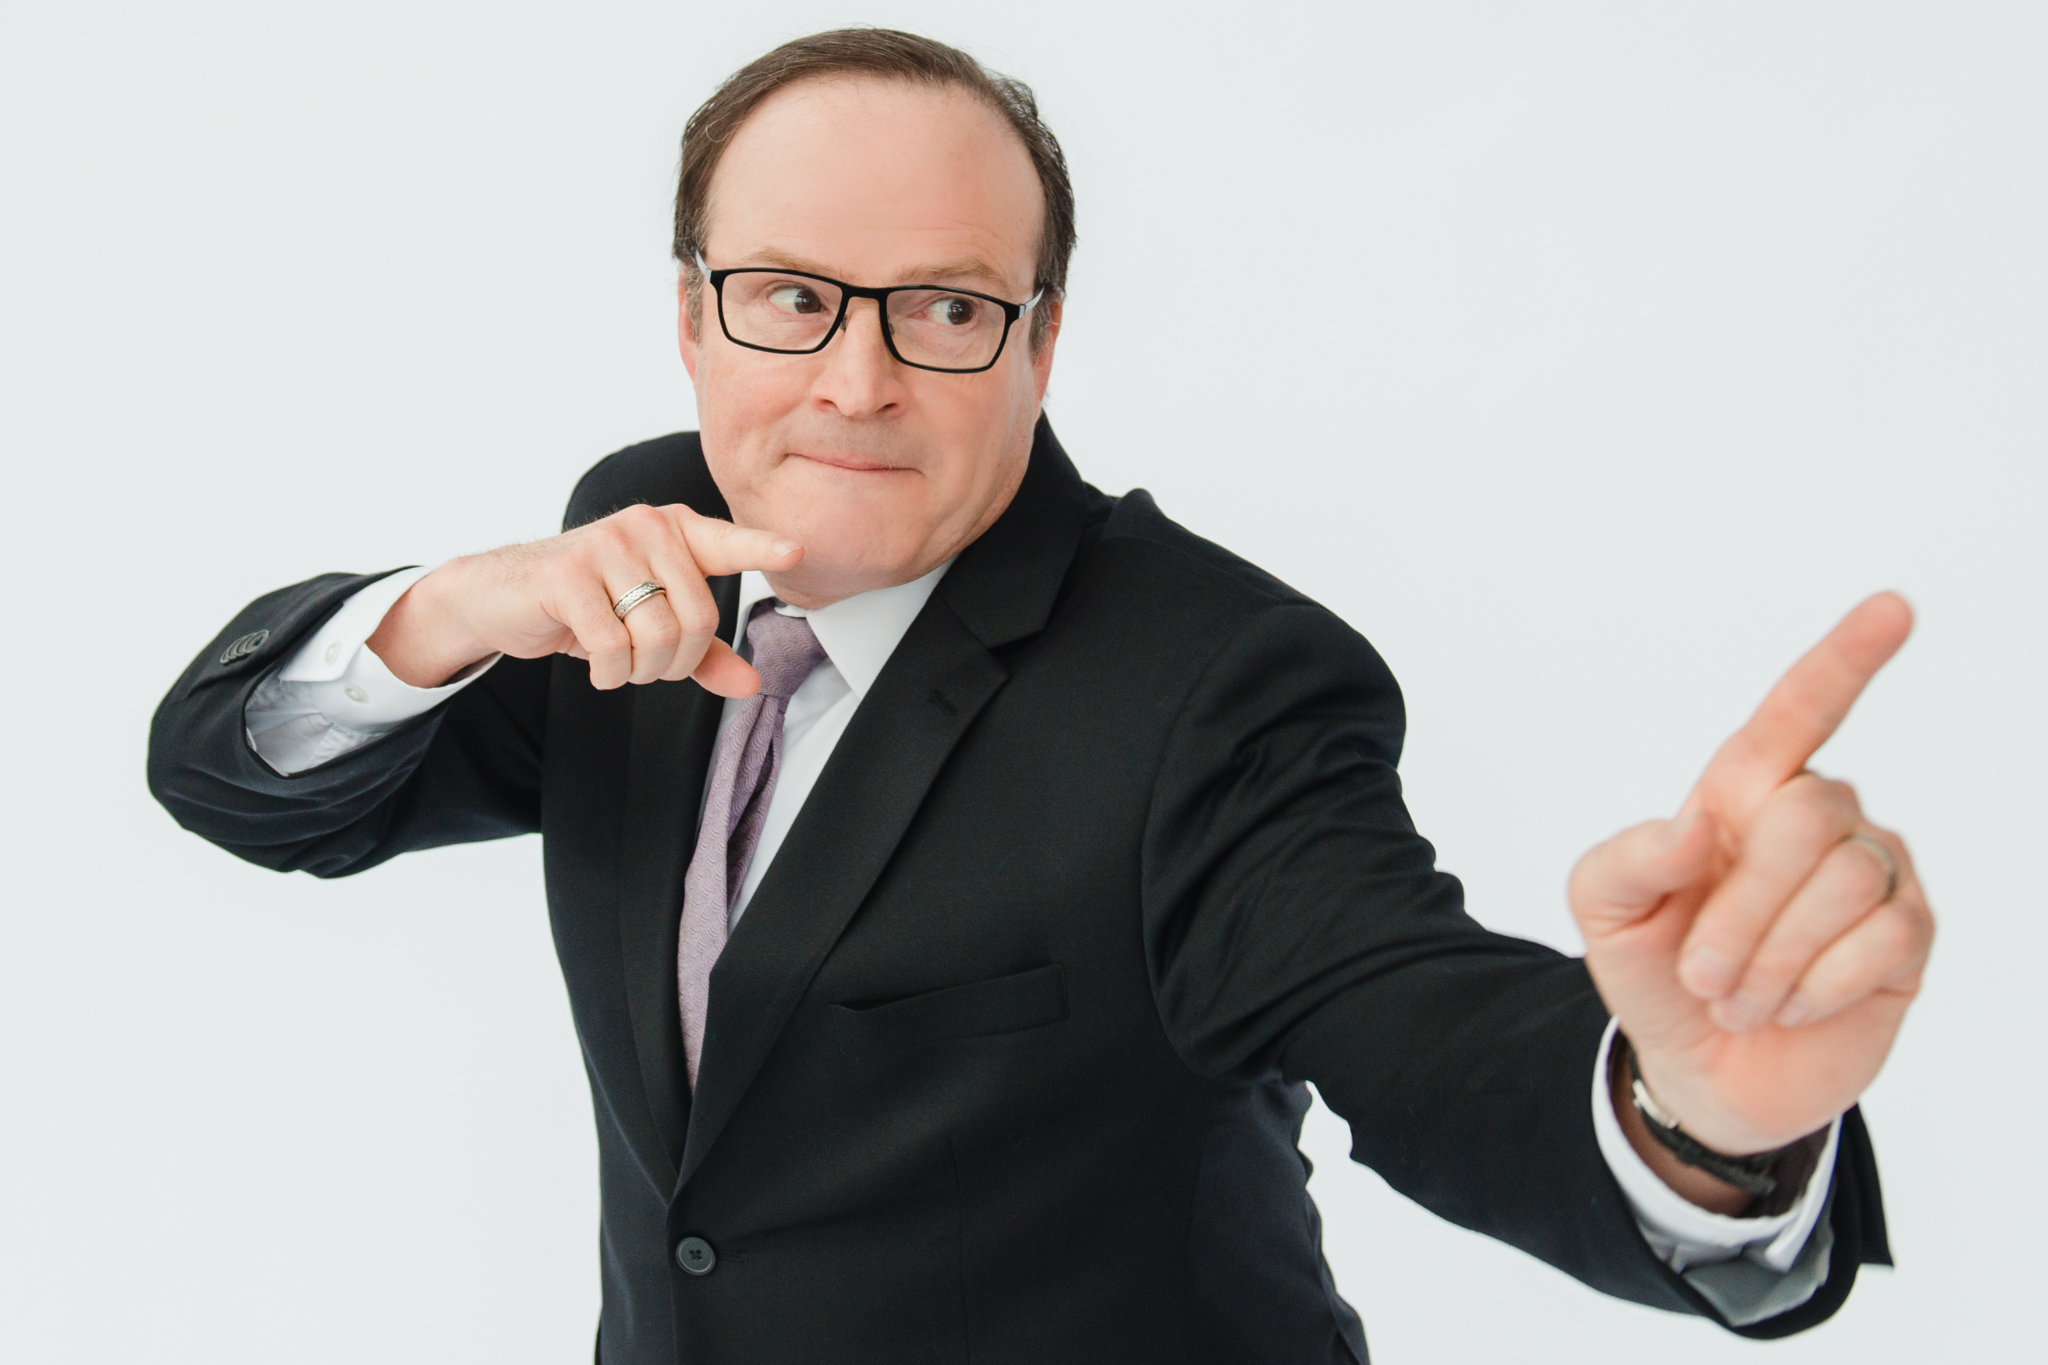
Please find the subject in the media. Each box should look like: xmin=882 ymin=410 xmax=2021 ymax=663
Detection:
xmin=696 ymin=257 xmax=1046 ymax=375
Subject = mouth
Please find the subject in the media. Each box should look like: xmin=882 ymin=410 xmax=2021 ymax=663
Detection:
xmin=788 ymin=451 xmax=911 ymax=474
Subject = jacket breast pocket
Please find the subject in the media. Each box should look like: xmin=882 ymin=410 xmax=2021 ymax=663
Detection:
xmin=832 ymin=963 xmax=1066 ymax=1050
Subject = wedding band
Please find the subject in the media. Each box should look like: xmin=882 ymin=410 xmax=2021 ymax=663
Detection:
xmin=1845 ymin=833 xmax=1900 ymax=903
xmin=612 ymin=581 xmax=667 ymax=620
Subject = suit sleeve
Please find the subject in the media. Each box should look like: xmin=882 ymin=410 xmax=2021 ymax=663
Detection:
xmin=146 ymin=570 xmax=549 ymax=878
xmin=1138 ymin=599 xmax=1889 ymax=1335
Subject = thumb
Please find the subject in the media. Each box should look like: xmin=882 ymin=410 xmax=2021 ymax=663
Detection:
xmin=1569 ymin=808 xmax=1717 ymax=940
xmin=691 ymin=639 xmax=763 ymax=699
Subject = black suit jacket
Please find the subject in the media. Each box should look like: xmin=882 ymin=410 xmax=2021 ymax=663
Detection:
xmin=149 ymin=419 xmax=1889 ymax=1363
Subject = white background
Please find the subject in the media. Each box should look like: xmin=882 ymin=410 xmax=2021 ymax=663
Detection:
xmin=2 ymin=2 xmax=2042 ymax=1360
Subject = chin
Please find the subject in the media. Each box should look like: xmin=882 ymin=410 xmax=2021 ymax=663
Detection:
xmin=753 ymin=503 xmax=924 ymax=596
xmin=794 ymin=535 xmax=926 ymax=592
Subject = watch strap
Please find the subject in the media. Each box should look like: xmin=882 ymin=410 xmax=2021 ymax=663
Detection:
xmin=1620 ymin=1035 xmax=1828 ymax=1217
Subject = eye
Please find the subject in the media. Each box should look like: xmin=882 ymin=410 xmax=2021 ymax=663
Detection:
xmin=766 ymin=283 xmax=827 ymax=315
xmin=920 ymin=295 xmax=980 ymax=327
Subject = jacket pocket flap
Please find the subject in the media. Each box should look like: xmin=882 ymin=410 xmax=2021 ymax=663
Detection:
xmin=834 ymin=964 xmax=1066 ymax=1049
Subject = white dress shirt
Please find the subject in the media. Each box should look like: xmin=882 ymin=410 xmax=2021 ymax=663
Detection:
xmin=244 ymin=564 xmax=1839 ymax=1317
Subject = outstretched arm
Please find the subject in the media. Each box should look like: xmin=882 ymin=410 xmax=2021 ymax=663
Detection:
xmin=1140 ymin=598 xmax=1898 ymax=1333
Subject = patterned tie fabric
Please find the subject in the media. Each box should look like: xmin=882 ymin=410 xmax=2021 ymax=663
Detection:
xmin=677 ymin=601 xmax=828 ymax=1088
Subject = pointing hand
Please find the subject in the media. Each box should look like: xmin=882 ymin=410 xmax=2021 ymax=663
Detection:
xmin=1570 ymin=593 xmax=1934 ymax=1164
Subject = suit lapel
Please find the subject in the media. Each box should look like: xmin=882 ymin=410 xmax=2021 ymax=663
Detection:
xmin=676 ymin=416 xmax=1105 ymax=1192
xmin=616 ymin=572 xmax=740 ymax=1177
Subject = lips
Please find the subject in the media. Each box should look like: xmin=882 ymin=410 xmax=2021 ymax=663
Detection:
xmin=790 ymin=451 xmax=907 ymax=473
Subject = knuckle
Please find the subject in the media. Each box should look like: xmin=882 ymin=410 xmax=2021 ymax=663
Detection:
xmin=676 ymin=598 xmax=720 ymax=636
xmin=1777 ymin=789 xmax=1849 ymax=845
xmin=1837 ymin=842 xmax=1891 ymax=903
xmin=1901 ymin=901 xmax=1937 ymax=952
xmin=1871 ymin=904 xmax=1920 ymax=960
xmin=1880 ymin=829 xmax=1914 ymax=868
xmin=1786 ymin=773 xmax=1858 ymax=822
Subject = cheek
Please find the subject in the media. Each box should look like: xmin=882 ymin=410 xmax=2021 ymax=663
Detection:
xmin=699 ymin=351 xmax=806 ymax=439
xmin=696 ymin=368 xmax=774 ymax=507
xmin=697 ymin=356 xmax=805 ymax=488
xmin=926 ymin=372 xmax=1036 ymax=485
xmin=927 ymin=424 xmax=1028 ymax=539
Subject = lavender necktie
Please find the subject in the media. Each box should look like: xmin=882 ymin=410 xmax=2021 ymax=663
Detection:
xmin=677 ymin=601 xmax=827 ymax=1088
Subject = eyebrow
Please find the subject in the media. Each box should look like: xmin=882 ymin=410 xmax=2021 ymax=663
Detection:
xmin=735 ymin=247 xmax=1020 ymax=294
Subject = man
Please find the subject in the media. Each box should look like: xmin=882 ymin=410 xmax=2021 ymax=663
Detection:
xmin=149 ymin=28 xmax=1930 ymax=1364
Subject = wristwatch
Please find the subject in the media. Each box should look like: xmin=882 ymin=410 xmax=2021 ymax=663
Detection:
xmin=1618 ymin=1034 xmax=1827 ymax=1217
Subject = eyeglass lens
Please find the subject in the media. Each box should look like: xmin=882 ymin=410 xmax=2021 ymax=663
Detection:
xmin=719 ymin=272 xmax=1011 ymax=369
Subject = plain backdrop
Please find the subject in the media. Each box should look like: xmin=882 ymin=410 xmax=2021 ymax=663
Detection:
xmin=2 ymin=3 xmax=2042 ymax=1361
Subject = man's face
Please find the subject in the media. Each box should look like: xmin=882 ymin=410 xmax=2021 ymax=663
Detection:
xmin=679 ymin=78 xmax=1060 ymax=607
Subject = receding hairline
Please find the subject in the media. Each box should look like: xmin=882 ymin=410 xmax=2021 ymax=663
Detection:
xmin=694 ymin=73 xmax=1046 ymax=283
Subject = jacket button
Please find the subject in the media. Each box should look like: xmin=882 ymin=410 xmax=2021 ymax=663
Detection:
xmin=675 ymin=1236 xmax=716 ymax=1276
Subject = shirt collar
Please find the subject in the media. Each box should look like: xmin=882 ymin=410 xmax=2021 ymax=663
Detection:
xmin=731 ymin=561 xmax=953 ymax=700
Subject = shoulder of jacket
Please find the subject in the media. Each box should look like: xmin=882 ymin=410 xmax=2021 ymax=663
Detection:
xmin=562 ymin=432 xmax=728 ymax=531
xmin=1078 ymin=487 xmax=1403 ymax=752
xmin=1095 ymin=487 xmax=1314 ymax=616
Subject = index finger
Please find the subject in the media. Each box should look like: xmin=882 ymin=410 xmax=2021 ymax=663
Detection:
xmin=1689 ymin=592 xmax=1913 ymax=828
xmin=667 ymin=505 xmax=805 ymax=578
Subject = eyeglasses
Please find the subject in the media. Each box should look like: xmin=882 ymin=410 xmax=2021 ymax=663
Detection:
xmin=695 ymin=256 xmax=1045 ymax=374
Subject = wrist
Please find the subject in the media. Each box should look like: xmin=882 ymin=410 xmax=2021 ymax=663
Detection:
xmin=1610 ymin=1034 xmax=1828 ymax=1218
xmin=1609 ymin=1045 xmax=1755 ymax=1215
xmin=365 ymin=561 xmax=494 ymax=688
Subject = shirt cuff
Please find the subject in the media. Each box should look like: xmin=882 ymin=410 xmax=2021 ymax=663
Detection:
xmin=1591 ymin=1018 xmax=1839 ymax=1274
xmin=245 ymin=564 xmax=499 ymax=775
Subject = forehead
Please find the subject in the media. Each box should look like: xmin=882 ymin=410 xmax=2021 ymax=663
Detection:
xmin=703 ymin=77 xmax=1043 ymax=288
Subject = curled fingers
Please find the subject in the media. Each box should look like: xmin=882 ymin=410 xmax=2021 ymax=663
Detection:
xmin=1678 ymin=772 xmax=1861 ymax=1002
xmin=1774 ymin=830 xmax=1933 ymax=1028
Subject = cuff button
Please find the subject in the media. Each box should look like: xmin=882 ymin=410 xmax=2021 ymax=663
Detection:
xmin=217 ymin=630 xmax=270 ymax=666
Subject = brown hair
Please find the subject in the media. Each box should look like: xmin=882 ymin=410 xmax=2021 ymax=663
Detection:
xmin=673 ymin=28 xmax=1075 ymax=348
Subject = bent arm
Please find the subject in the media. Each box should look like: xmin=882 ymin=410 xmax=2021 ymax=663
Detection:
xmin=147 ymin=570 xmax=549 ymax=877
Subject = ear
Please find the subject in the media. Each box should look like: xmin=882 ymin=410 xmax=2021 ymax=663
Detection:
xmin=677 ymin=279 xmax=701 ymax=382
xmin=1029 ymin=295 xmax=1063 ymax=403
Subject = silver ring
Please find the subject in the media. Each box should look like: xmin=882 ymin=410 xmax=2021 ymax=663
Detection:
xmin=1845 ymin=833 xmax=1900 ymax=903
xmin=612 ymin=581 xmax=667 ymax=620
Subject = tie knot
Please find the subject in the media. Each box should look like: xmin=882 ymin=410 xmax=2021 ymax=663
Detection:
xmin=745 ymin=602 xmax=827 ymax=698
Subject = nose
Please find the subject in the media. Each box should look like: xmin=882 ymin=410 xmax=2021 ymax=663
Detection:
xmin=810 ymin=297 xmax=904 ymax=419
